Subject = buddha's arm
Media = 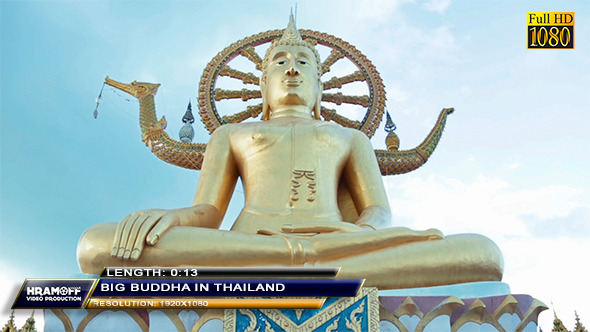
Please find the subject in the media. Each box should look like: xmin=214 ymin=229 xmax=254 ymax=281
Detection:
xmin=111 ymin=125 xmax=238 ymax=261
xmin=145 ymin=125 xmax=239 ymax=235
xmin=343 ymin=130 xmax=392 ymax=230
xmin=191 ymin=124 xmax=239 ymax=219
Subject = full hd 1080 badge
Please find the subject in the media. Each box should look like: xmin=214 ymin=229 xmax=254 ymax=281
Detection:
xmin=527 ymin=12 xmax=574 ymax=49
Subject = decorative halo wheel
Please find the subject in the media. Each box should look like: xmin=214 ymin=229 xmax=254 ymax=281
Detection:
xmin=198 ymin=29 xmax=386 ymax=138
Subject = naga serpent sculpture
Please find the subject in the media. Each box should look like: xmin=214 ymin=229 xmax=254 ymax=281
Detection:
xmin=103 ymin=28 xmax=454 ymax=176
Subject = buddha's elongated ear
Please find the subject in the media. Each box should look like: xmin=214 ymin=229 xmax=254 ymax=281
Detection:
xmin=313 ymin=80 xmax=323 ymax=120
xmin=260 ymin=76 xmax=270 ymax=121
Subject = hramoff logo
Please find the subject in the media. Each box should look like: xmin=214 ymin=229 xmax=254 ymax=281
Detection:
xmin=25 ymin=286 xmax=82 ymax=302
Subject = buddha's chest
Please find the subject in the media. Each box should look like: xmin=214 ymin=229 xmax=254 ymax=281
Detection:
xmin=230 ymin=124 xmax=351 ymax=166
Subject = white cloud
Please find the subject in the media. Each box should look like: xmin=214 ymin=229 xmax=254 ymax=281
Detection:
xmin=386 ymin=174 xmax=587 ymax=237
xmin=500 ymin=237 xmax=590 ymax=331
xmin=459 ymin=85 xmax=472 ymax=95
xmin=414 ymin=25 xmax=457 ymax=64
xmin=423 ymin=0 xmax=451 ymax=14
xmin=136 ymin=69 xmax=159 ymax=85
xmin=388 ymin=175 xmax=518 ymax=236
xmin=384 ymin=173 xmax=590 ymax=330
xmin=388 ymin=83 xmax=411 ymax=103
xmin=504 ymin=161 xmax=521 ymax=170
xmin=373 ymin=23 xmax=458 ymax=85
xmin=522 ymin=207 xmax=590 ymax=239
xmin=357 ymin=0 xmax=414 ymax=22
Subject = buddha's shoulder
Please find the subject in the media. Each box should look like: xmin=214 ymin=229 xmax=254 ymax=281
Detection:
xmin=316 ymin=121 xmax=362 ymax=134
xmin=213 ymin=122 xmax=273 ymax=136
xmin=209 ymin=122 xmax=257 ymax=136
xmin=210 ymin=122 xmax=280 ymax=143
xmin=311 ymin=121 xmax=360 ymax=139
xmin=311 ymin=122 xmax=368 ymax=139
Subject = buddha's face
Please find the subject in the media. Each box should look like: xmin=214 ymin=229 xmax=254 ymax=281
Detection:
xmin=262 ymin=44 xmax=321 ymax=113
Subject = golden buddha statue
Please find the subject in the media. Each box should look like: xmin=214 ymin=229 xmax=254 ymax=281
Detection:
xmin=77 ymin=16 xmax=503 ymax=289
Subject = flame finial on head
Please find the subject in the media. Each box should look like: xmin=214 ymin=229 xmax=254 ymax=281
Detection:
xmin=279 ymin=12 xmax=304 ymax=45
xmin=262 ymin=12 xmax=321 ymax=74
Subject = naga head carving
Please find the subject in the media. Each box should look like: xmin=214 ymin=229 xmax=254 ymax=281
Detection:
xmin=105 ymin=77 xmax=160 ymax=98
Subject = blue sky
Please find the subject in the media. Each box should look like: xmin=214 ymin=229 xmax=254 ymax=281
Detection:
xmin=1 ymin=0 xmax=589 ymax=330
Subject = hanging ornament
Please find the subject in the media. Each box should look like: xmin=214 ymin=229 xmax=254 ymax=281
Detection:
xmin=93 ymin=82 xmax=105 ymax=119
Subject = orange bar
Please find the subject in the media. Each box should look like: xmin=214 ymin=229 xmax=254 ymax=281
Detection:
xmin=86 ymin=298 xmax=325 ymax=309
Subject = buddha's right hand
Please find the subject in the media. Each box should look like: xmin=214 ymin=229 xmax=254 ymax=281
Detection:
xmin=111 ymin=209 xmax=178 ymax=261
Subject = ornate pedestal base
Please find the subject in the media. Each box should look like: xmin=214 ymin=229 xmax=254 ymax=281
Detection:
xmin=44 ymin=282 xmax=547 ymax=332
xmin=224 ymin=288 xmax=379 ymax=332
xmin=378 ymin=294 xmax=546 ymax=332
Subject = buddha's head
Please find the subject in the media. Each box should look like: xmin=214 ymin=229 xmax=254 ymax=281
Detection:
xmin=260 ymin=15 xmax=323 ymax=120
